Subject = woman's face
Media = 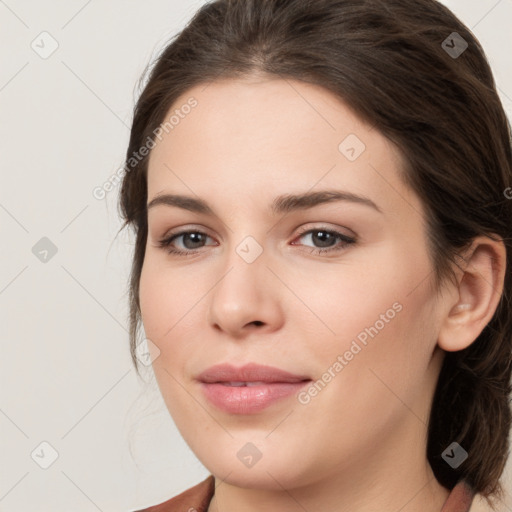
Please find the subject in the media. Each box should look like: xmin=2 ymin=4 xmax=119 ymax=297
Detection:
xmin=139 ymin=76 xmax=448 ymax=490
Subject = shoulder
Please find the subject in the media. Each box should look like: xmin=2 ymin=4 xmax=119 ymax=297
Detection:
xmin=132 ymin=474 xmax=215 ymax=512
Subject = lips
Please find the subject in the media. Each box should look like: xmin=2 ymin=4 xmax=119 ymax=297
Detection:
xmin=218 ymin=381 xmax=270 ymax=387
xmin=197 ymin=363 xmax=312 ymax=414
xmin=197 ymin=362 xmax=311 ymax=384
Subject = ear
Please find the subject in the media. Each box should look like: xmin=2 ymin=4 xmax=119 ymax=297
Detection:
xmin=437 ymin=235 xmax=507 ymax=352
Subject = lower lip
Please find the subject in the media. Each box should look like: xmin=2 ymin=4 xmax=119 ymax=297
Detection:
xmin=200 ymin=381 xmax=311 ymax=414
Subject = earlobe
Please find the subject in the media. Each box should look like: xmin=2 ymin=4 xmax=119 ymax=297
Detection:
xmin=437 ymin=235 xmax=506 ymax=353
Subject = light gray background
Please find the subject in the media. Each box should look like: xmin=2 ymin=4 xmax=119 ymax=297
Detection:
xmin=1 ymin=1 xmax=511 ymax=511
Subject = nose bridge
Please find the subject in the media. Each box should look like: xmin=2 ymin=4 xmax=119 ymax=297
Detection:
xmin=215 ymin=233 xmax=267 ymax=306
xmin=207 ymin=231 xmax=283 ymax=334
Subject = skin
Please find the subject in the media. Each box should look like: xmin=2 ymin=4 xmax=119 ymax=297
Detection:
xmin=139 ymin=75 xmax=506 ymax=512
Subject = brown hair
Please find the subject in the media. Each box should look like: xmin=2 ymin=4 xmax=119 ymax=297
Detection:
xmin=118 ymin=0 xmax=512 ymax=506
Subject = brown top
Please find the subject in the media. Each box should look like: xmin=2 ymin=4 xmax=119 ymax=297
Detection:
xmin=133 ymin=475 xmax=476 ymax=512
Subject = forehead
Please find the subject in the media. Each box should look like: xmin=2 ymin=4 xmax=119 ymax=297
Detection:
xmin=146 ymin=77 xmax=422 ymax=219
xmin=150 ymin=76 xmax=372 ymax=160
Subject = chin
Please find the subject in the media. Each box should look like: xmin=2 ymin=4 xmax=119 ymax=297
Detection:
xmin=198 ymin=445 xmax=314 ymax=491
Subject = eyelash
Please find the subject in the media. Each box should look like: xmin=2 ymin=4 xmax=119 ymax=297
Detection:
xmin=156 ymin=226 xmax=356 ymax=257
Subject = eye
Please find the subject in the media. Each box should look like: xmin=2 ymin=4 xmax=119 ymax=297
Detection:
xmin=156 ymin=226 xmax=356 ymax=257
xmin=157 ymin=230 xmax=216 ymax=256
xmin=291 ymin=227 xmax=356 ymax=255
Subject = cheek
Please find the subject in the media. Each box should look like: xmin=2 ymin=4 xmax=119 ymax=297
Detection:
xmin=291 ymin=259 xmax=403 ymax=350
xmin=139 ymin=255 xmax=209 ymax=383
xmin=139 ymin=254 xmax=193 ymax=341
xmin=302 ymin=248 xmax=437 ymax=405
xmin=139 ymin=260 xmax=201 ymax=420
xmin=293 ymin=297 xmax=435 ymax=472
xmin=139 ymin=262 xmax=165 ymax=341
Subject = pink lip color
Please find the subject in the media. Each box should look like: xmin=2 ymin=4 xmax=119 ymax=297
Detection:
xmin=200 ymin=381 xmax=310 ymax=414
xmin=197 ymin=363 xmax=312 ymax=414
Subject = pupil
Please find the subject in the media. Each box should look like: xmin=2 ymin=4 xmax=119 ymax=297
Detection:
xmin=313 ymin=231 xmax=334 ymax=248
xmin=184 ymin=233 xmax=204 ymax=249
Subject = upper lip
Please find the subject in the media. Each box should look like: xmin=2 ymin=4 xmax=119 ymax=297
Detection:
xmin=197 ymin=363 xmax=311 ymax=383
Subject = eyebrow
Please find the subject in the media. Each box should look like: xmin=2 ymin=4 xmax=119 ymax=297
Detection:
xmin=147 ymin=189 xmax=383 ymax=215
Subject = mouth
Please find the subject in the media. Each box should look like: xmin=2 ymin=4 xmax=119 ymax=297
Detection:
xmin=197 ymin=363 xmax=312 ymax=414
xmin=217 ymin=381 xmax=293 ymax=386
xmin=197 ymin=362 xmax=311 ymax=384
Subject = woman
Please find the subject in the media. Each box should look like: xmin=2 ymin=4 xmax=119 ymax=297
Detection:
xmin=120 ymin=0 xmax=512 ymax=510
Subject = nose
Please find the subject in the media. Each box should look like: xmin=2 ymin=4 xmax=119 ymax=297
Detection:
xmin=207 ymin=243 xmax=285 ymax=339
